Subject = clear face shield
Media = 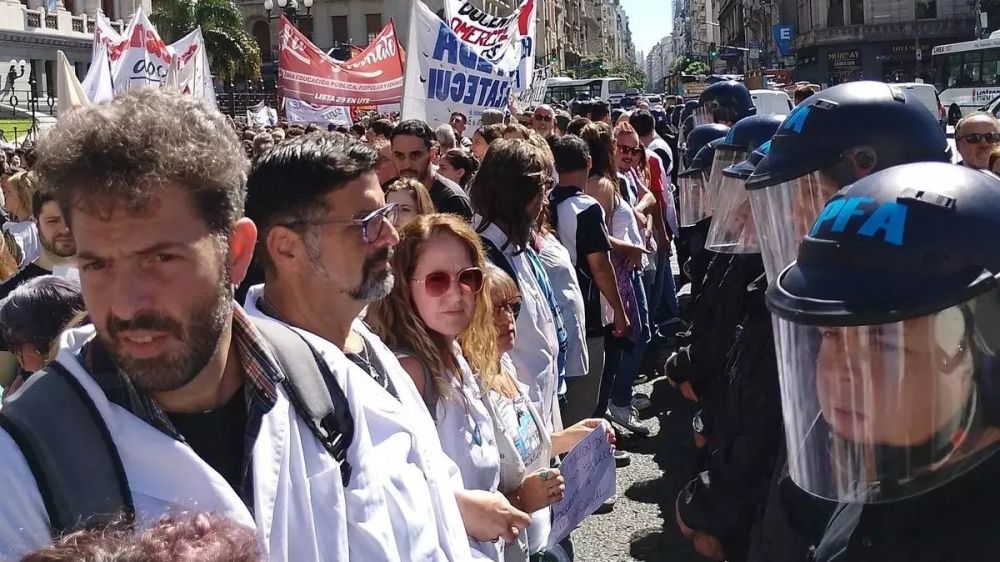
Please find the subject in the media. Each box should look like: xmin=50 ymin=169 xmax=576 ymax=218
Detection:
xmin=748 ymin=170 xmax=842 ymax=280
xmin=774 ymin=292 xmax=1000 ymax=503
xmin=706 ymin=148 xmax=747 ymax=214
xmin=679 ymin=171 xmax=711 ymax=227
xmin=705 ymin=172 xmax=758 ymax=253
xmin=692 ymin=105 xmax=713 ymax=126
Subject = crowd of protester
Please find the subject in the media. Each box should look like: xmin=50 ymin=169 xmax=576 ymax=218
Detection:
xmin=0 ymin=86 xmax=698 ymax=562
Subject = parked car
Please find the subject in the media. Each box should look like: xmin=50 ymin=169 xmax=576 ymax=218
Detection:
xmin=894 ymin=82 xmax=947 ymax=132
xmin=750 ymin=89 xmax=793 ymax=117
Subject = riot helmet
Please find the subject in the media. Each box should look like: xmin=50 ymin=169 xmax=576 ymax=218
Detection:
xmin=745 ymin=81 xmax=950 ymax=280
xmin=682 ymin=123 xmax=730 ymax=169
xmin=705 ymin=114 xmax=785 ymax=224
xmin=697 ymin=80 xmax=756 ymax=125
xmin=678 ymin=138 xmax=725 ymax=227
xmin=767 ymin=162 xmax=1000 ymax=504
xmin=705 ymin=142 xmax=771 ymax=254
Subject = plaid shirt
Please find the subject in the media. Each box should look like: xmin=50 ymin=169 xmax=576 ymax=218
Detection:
xmin=79 ymin=305 xmax=284 ymax=513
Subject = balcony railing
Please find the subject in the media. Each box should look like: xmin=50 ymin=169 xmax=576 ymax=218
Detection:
xmin=795 ymin=17 xmax=974 ymax=47
xmin=45 ymin=13 xmax=57 ymax=28
xmin=72 ymin=16 xmax=83 ymax=32
xmin=26 ymin=10 xmax=41 ymax=28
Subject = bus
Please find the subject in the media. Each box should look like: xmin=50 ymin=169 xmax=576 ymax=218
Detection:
xmin=931 ymin=32 xmax=1000 ymax=124
xmin=543 ymin=77 xmax=628 ymax=105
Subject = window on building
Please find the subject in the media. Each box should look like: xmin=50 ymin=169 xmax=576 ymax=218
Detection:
xmin=64 ymin=0 xmax=75 ymax=14
xmin=849 ymin=0 xmax=863 ymax=24
xmin=365 ymin=13 xmax=382 ymax=44
xmin=827 ymin=0 xmax=844 ymax=27
xmin=298 ymin=17 xmax=313 ymax=41
xmin=101 ymin=0 xmax=113 ymax=18
xmin=915 ymin=0 xmax=936 ymax=19
xmin=798 ymin=0 xmax=812 ymax=32
xmin=253 ymin=21 xmax=272 ymax=61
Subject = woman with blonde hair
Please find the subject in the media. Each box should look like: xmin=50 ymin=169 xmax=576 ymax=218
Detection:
xmin=384 ymin=177 xmax=434 ymax=230
xmin=482 ymin=264 xmax=612 ymax=561
xmin=2 ymin=170 xmax=34 ymax=222
xmin=368 ymin=213 xmax=541 ymax=561
xmin=0 ymin=170 xmax=41 ymax=281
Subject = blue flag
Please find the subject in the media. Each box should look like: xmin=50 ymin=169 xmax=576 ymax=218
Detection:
xmin=772 ymin=24 xmax=795 ymax=57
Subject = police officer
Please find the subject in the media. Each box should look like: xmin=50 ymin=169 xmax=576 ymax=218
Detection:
xmin=697 ymin=80 xmax=756 ymax=126
xmin=766 ymin=162 xmax=1000 ymax=561
xmin=676 ymin=125 xmax=730 ymax=292
xmin=738 ymin=81 xmax=952 ymax=562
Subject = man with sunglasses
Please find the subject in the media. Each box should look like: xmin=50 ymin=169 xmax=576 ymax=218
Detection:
xmin=954 ymin=112 xmax=1000 ymax=170
xmin=243 ymin=132 xmax=530 ymax=559
xmin=531 ymin=105 xmax=556 ymax=140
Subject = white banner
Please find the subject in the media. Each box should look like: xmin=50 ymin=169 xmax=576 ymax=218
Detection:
xmin=402 ymin=1 xmax=518 ymax=133
xmin=283 ymin=98 xmax=352 ymax=126
xmin=56 ymin=51 xmax=89 ymax=116
xmin=82 ymin=41 xmax=115 ymax=104
xmin=442 ymin=0 xmax=536 ymax=91
xmin=247 ymin=101 xmax=278 ymax=127
xmin=113 ymin=8 xmax=173 ymax=92
xmin=166 ymin=27 xmax=217 ymax=106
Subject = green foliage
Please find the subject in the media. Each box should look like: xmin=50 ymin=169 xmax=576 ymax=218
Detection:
xmin=151 ymin=0 xmax=262 ymax=81
xmin=684 ymin=61 xmax=710 ymax=76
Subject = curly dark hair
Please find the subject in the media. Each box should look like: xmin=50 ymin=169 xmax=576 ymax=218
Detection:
xmin=34 ymin=88 xmax=247 ymax=238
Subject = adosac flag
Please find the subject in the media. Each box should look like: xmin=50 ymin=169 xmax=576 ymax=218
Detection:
xmin=402 ymin=0 xmax=519 ymax=134
xmin=113 ymin=8 xmax=173 ymax=92
xmin=279 ymin=15 xmax=404 ymax=106
xmin=443 ymin=0 xmax=536 ymax=91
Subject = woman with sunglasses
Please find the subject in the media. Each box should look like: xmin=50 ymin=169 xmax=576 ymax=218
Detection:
xmin=482 ymin=264 xmax=614 ymax=562
xmin=368 ymin=213 xmax=527 ymax=561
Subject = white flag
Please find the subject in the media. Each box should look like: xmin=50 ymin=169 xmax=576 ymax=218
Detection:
xmin=442 ymin=0 xmax=536 ymax=90
xmin=81 ymin=41 xmax=115 ymax=104
xmin=56 ymin=51 xmax=89 ymax=115
xmin=113 ymin=8 xmax=172 ymax=93
xmin=166 ymin=27 xmax=217 ymax=107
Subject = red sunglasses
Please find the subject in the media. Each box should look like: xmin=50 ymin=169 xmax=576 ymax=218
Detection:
xmin=412 ymin=267 xmax=484 ymax=297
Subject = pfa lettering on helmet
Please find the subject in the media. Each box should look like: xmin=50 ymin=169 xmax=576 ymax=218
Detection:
xmin=810 ymin=196 xmax=907 ymax=246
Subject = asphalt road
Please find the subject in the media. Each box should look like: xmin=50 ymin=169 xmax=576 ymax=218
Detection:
xmin=570 ymin=373 xmax=707 ymax=562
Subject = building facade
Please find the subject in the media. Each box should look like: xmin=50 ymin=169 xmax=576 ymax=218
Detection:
xmin=790 ymin=0 xmax=973 ymax=85
xmin=0 ymin=0 xmax=143 ymax=98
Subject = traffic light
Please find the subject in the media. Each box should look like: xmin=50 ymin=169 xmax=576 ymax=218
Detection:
xmin=709 ymin=42 xmax=718 ymax=61
xmin=551 ymin=51 xmax=559 ymax=64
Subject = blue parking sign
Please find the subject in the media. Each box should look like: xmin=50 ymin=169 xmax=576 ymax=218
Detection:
xmin=773 ymin=25 xmax=795 ymax=57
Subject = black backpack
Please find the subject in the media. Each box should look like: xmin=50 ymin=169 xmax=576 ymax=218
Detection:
xmin=0 ymin=316 xmax=354 ymax=538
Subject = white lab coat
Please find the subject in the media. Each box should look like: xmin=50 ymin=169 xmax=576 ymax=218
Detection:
xmin=244 ymin=286 xmax=472 ymax=562
xmin=0 ymin=324 xmax=348 ymax=561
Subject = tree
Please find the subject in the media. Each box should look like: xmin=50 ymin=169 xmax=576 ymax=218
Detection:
xmin=684 ymin=61 xmax=710 ymax=76
xmin=152 ymin=0 xmax=262 ymax=81
xmin=609 ymin=59 xmax=647 ymax=90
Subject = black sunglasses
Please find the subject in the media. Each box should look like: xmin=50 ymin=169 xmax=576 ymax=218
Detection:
xmin=959 ymin=132 xmax=1000 ymax=145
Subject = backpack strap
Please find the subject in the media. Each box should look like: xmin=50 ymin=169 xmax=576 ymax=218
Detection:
xmin=249 ymin=316 xmax=355 ymax=488
xmin=480 ymin=234 xmax=520 ymax=290
xmin=0 ymin=363 xmax=133 ymax=538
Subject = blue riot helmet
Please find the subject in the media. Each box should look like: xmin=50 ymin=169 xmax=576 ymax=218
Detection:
xmin=697 ymin=80 xmax=756 ymax=125
xmin=678 ymin=138 xmax=726 ymax=227
xmin=682 ymin=123 xmax=730 ymax=169
xmin=766 ymin=162 xmax=1000 ymax=504
xmin=704 ymin=114 xmax=785 ymax=219
xmin=744 ymin=81 xmax=950 ymax=280
xmin=704 ymin=142 xmax=771 ymax=254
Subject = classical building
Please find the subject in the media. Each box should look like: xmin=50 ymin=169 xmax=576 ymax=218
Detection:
xmin=0 ymin=0 xmax=143 ymax=97
xmin=789 ymin=0 xmax=974 ymax=84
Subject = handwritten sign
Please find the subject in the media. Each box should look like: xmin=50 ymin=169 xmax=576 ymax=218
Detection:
xmin=547 ymin=422 xmax=615 ymax=548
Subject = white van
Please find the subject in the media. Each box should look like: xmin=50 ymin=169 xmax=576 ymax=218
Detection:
xmin=750 ymin=89 xmax=793 ymax=117
xmin=892 ymin=83 xmax=947 ymax=132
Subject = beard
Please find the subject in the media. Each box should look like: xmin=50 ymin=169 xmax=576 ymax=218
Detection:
xmin=101 ymin=264 xmax=233 ymax=394
xmin=305 ymin=234 xmax=395 ymax=302
xmin=41 ymin=233 xmax=76 ymax=258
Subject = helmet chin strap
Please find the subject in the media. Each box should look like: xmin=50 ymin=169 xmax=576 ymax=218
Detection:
xmin=867 ymin=388 xmax=978 ymax=493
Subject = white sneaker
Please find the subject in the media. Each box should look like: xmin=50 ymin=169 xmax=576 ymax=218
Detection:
xmin=608 ymin=404 xmax=651 ymax=436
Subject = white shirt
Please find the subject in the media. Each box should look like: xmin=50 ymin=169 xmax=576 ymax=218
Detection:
xmin=2 ymin=219 xmax=40 ymax=267
xmin=244 ymin=286 xmax=472 ymax=562
xmin=536 ymin=233 xmax=589 ymax=381
xmin=434 ymin=349 xmax=503 ymax=561
xmin=0 ymin=324 xmax=350 ymax=561
xmin=474 ymin=217 xmax=561 ymax=434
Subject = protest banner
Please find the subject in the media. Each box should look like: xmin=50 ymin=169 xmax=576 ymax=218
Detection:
xmin=546 ymin=422 xmax=616 ymax=548
xmin=402 ymin=0 xmax=519 ymax=134
xmin=82 ymin=41 xmax=115 ymax=104
xmin=247 ymin=100 xmax=278 ymax=127
xmin=284 ymin=98 xmax=353 ymax=126
xmin=279 ymin=15 xmax=404 ymax=106
xmin=442 ymin=0 xmax=536 ymax=91
xmin=112 ymin=9 xmax=173 ymax=92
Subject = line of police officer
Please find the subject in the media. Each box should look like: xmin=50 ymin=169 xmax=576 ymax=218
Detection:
xmin=661 ymin=79 xmax=1000 ymax=561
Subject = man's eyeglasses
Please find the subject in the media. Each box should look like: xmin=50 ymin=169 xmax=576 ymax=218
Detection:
xmin=412 ymin=267 xmax=484 ymax=297
xmin=959 ymin=132 xmax=1000 ymax=145
xmin=533 ymin=114 xmax=553 ymax=122
xmin=618 ymin=145 xmax=644 ymax=156
xmin=281 ymin=202 xmax=399 ymax=244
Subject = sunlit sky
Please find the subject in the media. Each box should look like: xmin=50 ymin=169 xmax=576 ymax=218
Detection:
xmin=620 ymin=0 xmax=674 ymax=61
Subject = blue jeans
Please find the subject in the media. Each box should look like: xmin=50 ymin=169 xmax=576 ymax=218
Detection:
xmin=612 ymin=271 xmax=652 ymax=408
xmin=650 ymin=249 xmax=681 ymax=335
